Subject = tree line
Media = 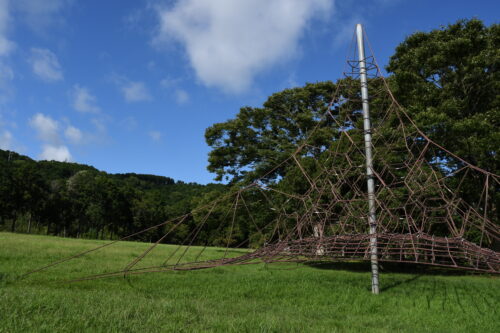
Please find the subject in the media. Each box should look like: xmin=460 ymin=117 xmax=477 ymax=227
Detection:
xmin=0 ymin=149 xmax=225 ymax=241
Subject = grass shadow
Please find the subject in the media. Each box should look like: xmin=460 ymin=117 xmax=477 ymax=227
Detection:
xmin=213 ymin=249 xmax=250 ymax=255
xmin=380 ymin=274 xmax=421 ymax=292
xmin=0 ymin=272 xmax=20 ymax=287
xmin=304 ymin=260 xmax=487 ymax=277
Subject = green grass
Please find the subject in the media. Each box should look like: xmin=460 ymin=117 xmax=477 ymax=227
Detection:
xmin=0 ymin=232 xmax=498 ymax=332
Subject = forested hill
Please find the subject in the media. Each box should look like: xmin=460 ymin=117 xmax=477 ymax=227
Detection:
xmin=0 ymin=149 xmax=226 ymax=240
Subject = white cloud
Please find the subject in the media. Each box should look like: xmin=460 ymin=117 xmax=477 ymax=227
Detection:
xmin=154 ymin=0 xmax=332 ymax=93
xmin=72 ymin=85 xmax=100 ymax=113
xmin=174 ymin=89 xmax=189 ymax=104
xmin=331 ymin=16 xmax=361 ymax=49
xmin=29 ymin=113 xmax=73 ymax=161
xmin=148 ymin=130 xmax=162 ymax=142
xmin=0 ymin=129 xmax=12 ymax=149
xmin=0 ymin=37 xmax=11 ymax=57
xmin=160 ymin=76 xmax=182 ymax=88
xmin=29 ymin=113 xmax=59 ymax=143
xmin=0 ymin=0 xmax=14 ymax=103
xmin=0 ymin=0 xmax=71 ymax=56
xmin=64 ymin=125 xmax=82 ymax=144
xmin=29 ymin=48 xmax=63 ymax=82
xmin=91 ymin=117 xmax=107 ymax=133
xmin=40 ymin=144 xmax=71 ymax=161
xmin=123 ymin=7 xmax=147 ymax=32
xmin=159 ymin=77 xmax=189 ymax=104
xmin=121 ymin=80 xmax=151 ymax=102
xmin=0 ymin=0 xmax=14 ymax=56
xmin=0 ymin=61 xmax=13 ymax=80
xmin=12 ymin=0 xmax=71 ymax=32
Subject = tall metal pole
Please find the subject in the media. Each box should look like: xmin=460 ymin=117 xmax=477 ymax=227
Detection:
xmin=356 ymin=23 xmax=379 ymax=294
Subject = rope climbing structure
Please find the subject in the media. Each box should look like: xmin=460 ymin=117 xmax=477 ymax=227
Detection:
xmin=24 ymin=25 xmax=500 ymax=290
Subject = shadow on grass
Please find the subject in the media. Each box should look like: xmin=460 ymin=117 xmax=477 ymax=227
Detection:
xmin=305 ymin=261 xmax=495 ymax=294
xmin=213 ymin=249 xmax=250 ymax=255
xmin=0 ymin=272 xmax=20 ymax=287
xmin=304 ymin=260 xmax=483 ymax=277
xmin=380 ymin=274 xmax=422 ymax=292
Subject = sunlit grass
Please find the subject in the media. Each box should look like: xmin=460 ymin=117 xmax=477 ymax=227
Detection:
xmin=0 ymin=232 xmax=498 ymax=332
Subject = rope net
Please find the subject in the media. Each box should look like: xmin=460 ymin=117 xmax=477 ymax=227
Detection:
xmin=25 ymin=31 xmax=500 ymax=282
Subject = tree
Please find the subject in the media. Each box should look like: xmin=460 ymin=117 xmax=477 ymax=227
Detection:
xmin=0 ymin=148 xmax=226 ymax=242
xmin=386 ymin=19 xmax=499 ymax=175
xmin=205 ymin=81 xmax=336 ymax=183
xmin=9 ymin=160 xmax=46 ymax=233
xmin=206 ymin=19 xmax=499 ymax=185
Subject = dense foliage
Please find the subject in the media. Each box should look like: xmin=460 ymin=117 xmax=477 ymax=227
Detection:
xmin=387 ymin=19 xmax=499 ymax=174
xmin=207 ymin=19 xmax=499 ymax=183
xmin=386 ymin=19 xmax=499 ymax=228
xmin=0 ymin=149 xmax=225 ymax=241
xmin=204 ymin=19 xmax=499 ymax=244
xmin=205 ymin=81 xmax=337 ymax=183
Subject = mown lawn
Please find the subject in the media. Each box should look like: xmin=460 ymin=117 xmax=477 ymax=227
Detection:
xmin=0 ymin=232 xmax=498 ymax=332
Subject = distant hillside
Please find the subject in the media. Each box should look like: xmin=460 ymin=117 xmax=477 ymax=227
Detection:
xmin=0 ymin=149 xmax=225 ymax=241
xmin=0 ymin=149 xmax=98 ymax=179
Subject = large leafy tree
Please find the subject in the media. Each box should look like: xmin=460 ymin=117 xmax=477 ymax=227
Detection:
xmin=204 ymin=19 xmax=499 ymax=240
xmin=206 ymin=19 xmax=499 ymax=184
xmin=386 ymin=19 xmax=499 ymax=174
xmin=205 ymin=81 xmax=336 ymax=183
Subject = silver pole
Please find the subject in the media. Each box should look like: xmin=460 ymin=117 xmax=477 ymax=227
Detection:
xmin=356 ymin=23 xmax=379 ymax=294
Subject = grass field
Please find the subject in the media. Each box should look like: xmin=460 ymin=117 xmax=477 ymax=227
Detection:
xmin=0 ymin=232 xmax=498 ymax=332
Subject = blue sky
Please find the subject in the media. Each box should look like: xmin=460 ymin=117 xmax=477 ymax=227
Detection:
xmin=0 ymin=0 xmax=498 ymax=184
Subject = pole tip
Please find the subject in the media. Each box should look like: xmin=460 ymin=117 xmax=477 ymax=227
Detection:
xmin=356 ymin=24 xmax=364 ymax=36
